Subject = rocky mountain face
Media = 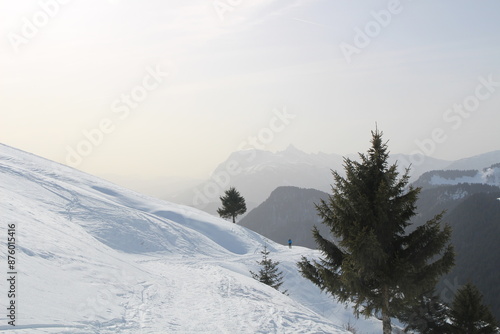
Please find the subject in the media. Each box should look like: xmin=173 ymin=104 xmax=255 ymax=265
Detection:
xmin=239 ymin=186 xmax=331 ymax=249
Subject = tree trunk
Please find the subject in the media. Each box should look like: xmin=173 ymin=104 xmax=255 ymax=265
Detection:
xmin=232 ymin=215 xmax=236 ymax=224
xmin=382 ymin=285 xmax=392 ymax=334
xmin=382 ymin=311 xmax=391 ymax=334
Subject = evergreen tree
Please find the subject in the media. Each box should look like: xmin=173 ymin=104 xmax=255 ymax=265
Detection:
xmin=449 ymin=283 xmax=499 ymax=333
xmin=217 ymin=187 xmax=247 ymax=224
xmin=400 ymin=290 xmax=452 ymax=333
xmin=250 ymin=245 xmax=285 ymax=292
xmin=297 ymin=129 xmax=455 ymax=334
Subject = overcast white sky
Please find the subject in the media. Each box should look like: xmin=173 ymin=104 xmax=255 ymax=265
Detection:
xmin=1 ymin=0 xmax=500 ymax=180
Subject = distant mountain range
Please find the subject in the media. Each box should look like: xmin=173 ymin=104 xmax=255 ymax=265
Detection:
xmin=165 ymin=147 xmax=500 ymax=216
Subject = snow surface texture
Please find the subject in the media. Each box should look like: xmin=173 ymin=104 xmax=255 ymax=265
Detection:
xmin=0 ymin=144 xmax=382 ymax=333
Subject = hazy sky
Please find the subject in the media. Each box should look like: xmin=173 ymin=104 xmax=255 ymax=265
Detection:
xmin=1 ymin=0 xmax=500 ymax=180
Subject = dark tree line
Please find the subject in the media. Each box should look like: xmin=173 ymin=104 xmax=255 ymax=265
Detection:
xmin=402 ymin=283 xmax=498 ymax=333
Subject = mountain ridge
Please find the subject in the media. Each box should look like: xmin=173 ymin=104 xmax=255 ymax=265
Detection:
xmin=165 ymin=147 xmax=499 ymax=217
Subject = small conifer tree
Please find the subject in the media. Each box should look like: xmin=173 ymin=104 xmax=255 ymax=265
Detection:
xmin=250 ymin=245 xmax=285 ymax=293
xmin=400 ymin=290 xmax=452 ymax=333
xmin=449 ymin=283 xmax=499 ymax=333
xmin=217 ymin=187 xmax=247 ymax=224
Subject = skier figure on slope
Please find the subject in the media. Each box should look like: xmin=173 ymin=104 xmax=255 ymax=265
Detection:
xmin=288 ymin=239 xmax=292 ymax=249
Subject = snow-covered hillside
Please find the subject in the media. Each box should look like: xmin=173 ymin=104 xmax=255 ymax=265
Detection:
xmin=0 ymin=144 xmax=381 ymax=333
xmin=430 ymin=166 xmax=500 ymax=187
xmin=414 ymin=164 xmax=500 ymax=189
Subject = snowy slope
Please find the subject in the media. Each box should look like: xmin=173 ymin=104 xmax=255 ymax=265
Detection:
xmin=429 ymin=165 xmax=500 ymax=187
xmin=413 ymin=165 xmax=500 ymax=189
xmin=0 ymin=144 xmax=381 ymax=333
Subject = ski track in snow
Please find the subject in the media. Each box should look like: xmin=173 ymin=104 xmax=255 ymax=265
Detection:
xmin=0 ymin=144 xmax=381 ymax=333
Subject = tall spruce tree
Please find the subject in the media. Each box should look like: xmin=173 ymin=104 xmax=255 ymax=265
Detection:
xmin=217 ymin=187 xmax=247 ymax=224
xmin=250 ymin=245 xmax=285 ymax=292
xmin=449 ymin=283 xmax=499 ymax=333
xmin=297 ymin=129 xmax=455 ymax=334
